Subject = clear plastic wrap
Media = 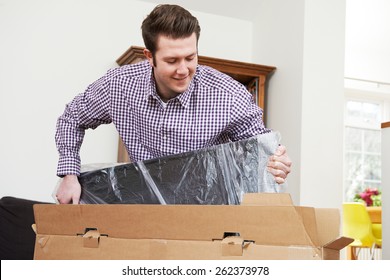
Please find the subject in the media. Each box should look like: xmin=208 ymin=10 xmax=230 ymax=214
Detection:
xmin=77 ymin=131 xmax=285 ymax=205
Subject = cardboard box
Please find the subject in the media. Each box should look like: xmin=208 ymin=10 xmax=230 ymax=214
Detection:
xmin=33 ymin=193 xmax=353 ymax=260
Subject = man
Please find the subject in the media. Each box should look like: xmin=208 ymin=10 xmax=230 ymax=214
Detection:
xmin=55 ymin=4 xmax=292 ymax=204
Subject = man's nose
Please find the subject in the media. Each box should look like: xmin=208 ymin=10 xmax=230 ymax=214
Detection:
xmin=176 ymin=60 xmax=188 ymax=74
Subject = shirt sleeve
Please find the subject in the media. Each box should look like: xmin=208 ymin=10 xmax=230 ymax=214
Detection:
xmin=227 ymin=84 xmax=271 ymax=141
xmin=55 ymin=73 xmax=112 ymax=176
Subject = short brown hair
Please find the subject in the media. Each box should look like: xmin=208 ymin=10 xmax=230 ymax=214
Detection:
xmin=141 ymin=4 xmax=201 ymax=55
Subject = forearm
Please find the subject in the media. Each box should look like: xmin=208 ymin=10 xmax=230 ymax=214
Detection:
xmin=55 ymin=109 xmax=86 ymax=176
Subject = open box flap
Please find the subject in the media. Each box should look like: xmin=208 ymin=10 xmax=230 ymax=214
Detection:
xmin=323 ymin=236 xmax=354 ymax=250
xmin=294 ymin=207 xmax=319 ymax=246
xmin=314 ymin=208 xmax=341 ymax=246
xmin=34 ymin=196 xmax=322 ymax=247
xmin=241 ymin=193 xmax=293 ymax=206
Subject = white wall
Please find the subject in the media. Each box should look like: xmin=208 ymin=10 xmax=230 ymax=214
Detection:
xmin=0 ymin=0 xmax=253 ymax=202
xmin=253 ymin=0 xmax=346 ymax=208
xmin=345 ymin=0 xmax=390 ymax=83
xmin=251 ymin=0 xmax=305 ymax=205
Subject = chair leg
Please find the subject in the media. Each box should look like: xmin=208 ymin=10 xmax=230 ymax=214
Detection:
xmin=347 ymin=246 xmax=352 ymax=260
xmin=347 ymin=246 xmax=358 ymax=260
xmin=347 ymin=245 xmax=380 ymax=260
xmin=354 ymin=247 xmax=361 ymax=259
xmin=369 ymin=244 xmax=376 ymax=260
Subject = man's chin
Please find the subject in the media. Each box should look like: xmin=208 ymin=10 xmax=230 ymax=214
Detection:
xmin=172 ymin=84 xmax=190 ymax=94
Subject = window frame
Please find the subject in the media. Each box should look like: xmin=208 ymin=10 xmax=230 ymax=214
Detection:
xmin=343 ymin=83 xmax=390 ymax=201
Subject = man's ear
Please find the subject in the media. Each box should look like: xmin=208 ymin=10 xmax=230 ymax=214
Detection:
xmin=143 ymin=49 xmax=154 ymax=66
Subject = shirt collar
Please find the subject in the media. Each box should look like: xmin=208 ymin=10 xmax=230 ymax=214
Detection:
xmin=144 ymin=63 xmax=197 ymax=108
xmin=175 ymin=78 xmax=195 ymax=108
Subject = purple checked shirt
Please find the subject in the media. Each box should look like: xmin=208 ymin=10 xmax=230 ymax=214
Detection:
xmin=55 ymin=60 xmax=270 ymax=176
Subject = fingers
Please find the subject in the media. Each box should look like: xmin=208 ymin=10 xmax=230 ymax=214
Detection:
xmin=56 ymin=193 xmax=79 ymax=204
xmin=274 ymin=145 xmax=287 ymax=156
xmin=267 ymin=145 xmax=292 ymax=184
xmin=72 ymin=194 xmax=80 ymax=205
xmin=56 ymin=194 xmax=71 ymax=204
xmin=267 ymin=165 xmax=288 ymax=184
xmin=56 ymin=176 xmax=81 ymax=204
xmin=274 ymin=175 xmax=286 ymax=184
xmin=268 ymin=155 xmax=292 ymax=175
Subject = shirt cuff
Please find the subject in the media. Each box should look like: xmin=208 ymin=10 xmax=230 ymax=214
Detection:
xmin=56 ymin=155 xmax=81 ymax=177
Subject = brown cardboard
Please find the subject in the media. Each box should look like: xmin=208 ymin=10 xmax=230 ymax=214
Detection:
xmin=33 ymin=193 xmax=353 ymax=260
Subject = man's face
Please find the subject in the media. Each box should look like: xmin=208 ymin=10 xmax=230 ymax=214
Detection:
xmin=144 ymin=33 xmax=198 ymax=101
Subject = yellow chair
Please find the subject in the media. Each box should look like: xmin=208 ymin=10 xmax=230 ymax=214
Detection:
xmin=342 ymin=202 xmax=382 ymax=260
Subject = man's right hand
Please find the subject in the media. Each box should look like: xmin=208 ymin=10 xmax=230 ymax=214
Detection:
xmin=56 ymin=174 xmax=81 ymax=204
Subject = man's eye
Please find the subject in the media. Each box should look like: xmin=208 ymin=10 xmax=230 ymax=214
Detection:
xmin=166 ymin=60 xmax=176 ymax=64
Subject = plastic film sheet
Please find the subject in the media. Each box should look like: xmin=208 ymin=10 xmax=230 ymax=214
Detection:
xmin=77 ymin=131 xmax=286 ymax=205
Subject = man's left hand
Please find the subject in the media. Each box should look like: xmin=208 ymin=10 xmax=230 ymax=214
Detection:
xmin=267 ymin=145 xmax=292 ymax=184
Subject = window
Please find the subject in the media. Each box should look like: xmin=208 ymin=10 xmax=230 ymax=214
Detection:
xmin=343 ymin=76 xmax=390 ymax=202
xmin=344 ymin=100 xmax=382 ymax=201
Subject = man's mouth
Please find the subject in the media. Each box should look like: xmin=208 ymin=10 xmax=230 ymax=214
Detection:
xmin=173 ymin=75 xmax=189 ymax=81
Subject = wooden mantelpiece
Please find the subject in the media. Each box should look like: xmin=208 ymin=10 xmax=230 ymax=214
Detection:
xmin=381 ymin=122 xmax=390 ymax=128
